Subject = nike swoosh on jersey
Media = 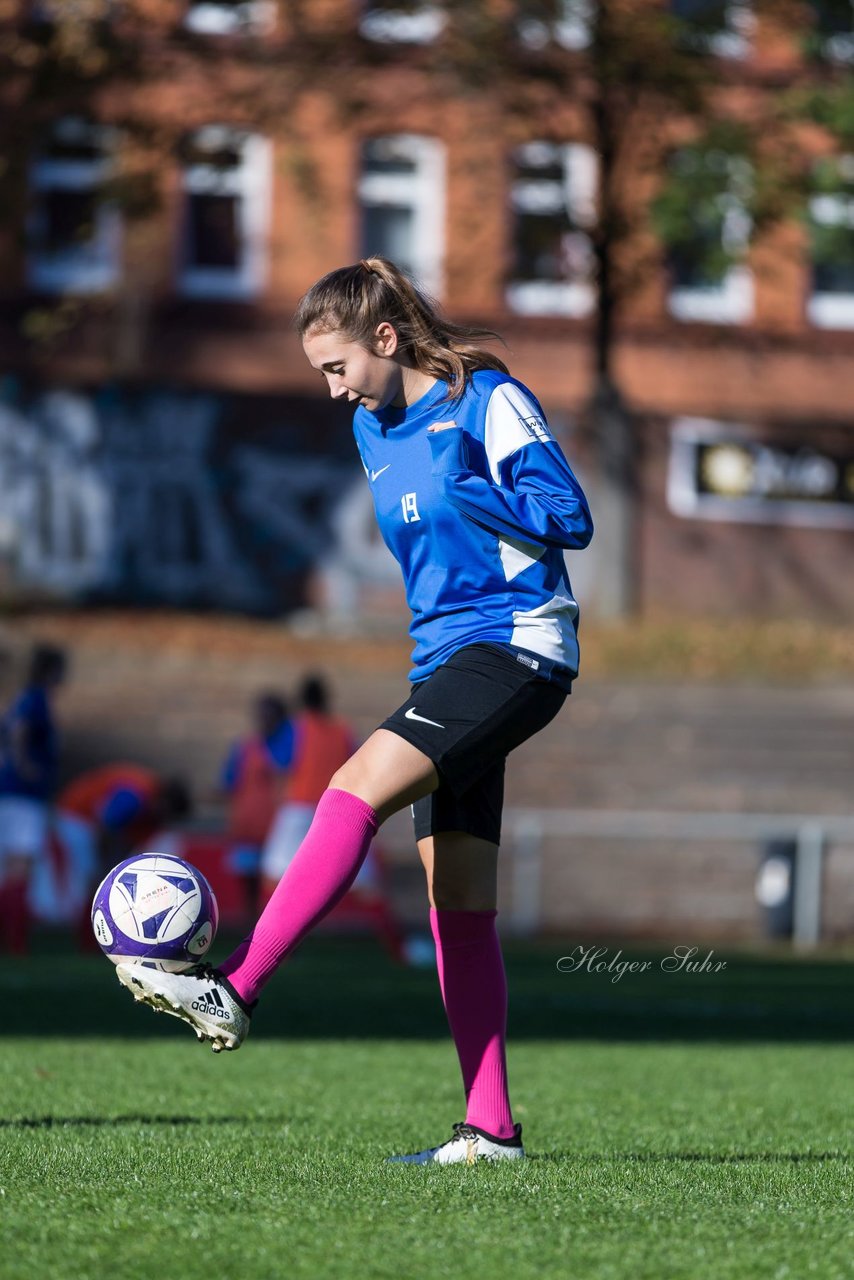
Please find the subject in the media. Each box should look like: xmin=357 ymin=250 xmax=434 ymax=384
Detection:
xmin=404 ymin=707 xmax=445 ymax=729
xmin=370 ymin=465 xmax=391 ymax=482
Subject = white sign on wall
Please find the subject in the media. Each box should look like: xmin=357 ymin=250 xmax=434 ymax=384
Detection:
xmin=667 ymin=418 xmax=854 ymax=529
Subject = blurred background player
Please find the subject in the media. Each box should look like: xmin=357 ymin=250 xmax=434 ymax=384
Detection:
xmin=58 ymin=761 xmax=193 ymax=873
xmin=0 ymin=643 xmax=67 ymax=954
xmin=260 ymin=675 xmax=352 ymax=901
xmin=218 ymin=691 xmax=293 ymax=916
xmin=260 ymin=673 xmax=401 ymax=956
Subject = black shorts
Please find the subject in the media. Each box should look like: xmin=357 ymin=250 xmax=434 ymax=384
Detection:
xmin=380 ymin=643 xmax=570 ymax=846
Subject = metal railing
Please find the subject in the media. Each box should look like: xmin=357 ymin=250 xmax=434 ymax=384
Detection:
xmin=504 ymin=809 xmax=854 ymax=948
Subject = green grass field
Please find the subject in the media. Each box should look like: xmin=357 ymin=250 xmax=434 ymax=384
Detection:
xmin=2 ymin=936 xmax=852 ymax=1280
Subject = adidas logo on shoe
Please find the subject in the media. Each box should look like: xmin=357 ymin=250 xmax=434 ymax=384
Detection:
xmin=191 ymin=988 xmax=232 ymax=1020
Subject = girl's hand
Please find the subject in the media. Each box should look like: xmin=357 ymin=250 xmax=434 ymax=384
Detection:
xmin=427 ymin=420 xmax=459 ymax=433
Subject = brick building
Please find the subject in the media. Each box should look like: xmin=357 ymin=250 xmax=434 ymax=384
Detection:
xmin=1 ymin=0 xmax=853 ymax=620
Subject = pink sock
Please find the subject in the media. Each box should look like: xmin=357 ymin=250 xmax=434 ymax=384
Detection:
xmin=430 ymin=908 xmax=515 ymax=1139
xmin=221 ymin=788 xmax=378 ymax=1003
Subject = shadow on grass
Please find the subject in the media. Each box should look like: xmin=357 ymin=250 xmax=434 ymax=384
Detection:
xmin=0 ymin=1114 xmax=265 ymax=1129
xmin=4 ymin=1121 xmax=848 ymax=1166
xmin=3 ymin=934 xmax=853 ymax=1043
xmin=531 ymin=1151 xmax=851 ymax=1165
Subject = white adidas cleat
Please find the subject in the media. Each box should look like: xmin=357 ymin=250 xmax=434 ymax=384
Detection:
xmin=387 ymin=1122 xmax=525 ymax=1166
xmin=116 ymin=962 xmax=252 ymax=1053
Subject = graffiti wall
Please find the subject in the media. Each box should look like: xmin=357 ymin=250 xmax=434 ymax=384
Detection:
xmin=0 ymin=381 xmax=402 ymax=617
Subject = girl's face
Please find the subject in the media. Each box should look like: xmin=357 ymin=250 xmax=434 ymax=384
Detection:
xmin=302 ymin=325 xmax=404 ymax=412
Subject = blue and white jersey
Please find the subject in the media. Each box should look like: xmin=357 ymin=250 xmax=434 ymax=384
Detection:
xmin=353 ymin=369 xmax=593 ymax=683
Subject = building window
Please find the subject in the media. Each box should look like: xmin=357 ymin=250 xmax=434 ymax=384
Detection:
xmin=670 ymin=0 xmax=754 ymax=58
xmin=27 ymin=118 xmax=120 ymax=295
xmin=358 ymin=135 xmax=445 ymax=294
xmin=506 ymin=141 xmax=597 ymax=318
xmin=517 ymin=0 xmax=593 ymax=51
xmin=807 ymin=155 xmax=854 ymax=329
xmin=662 ymin=148 xmax=753 ymax=324
xmin=178 ymin=127 xmax=271 ymax=300
xmin=805 ymin=0 xmax=854 ymax=63
xmin=358 ymin=1 xmax=445 ymax=43
xmin=184 ymin=0 xmax=275 ymax=36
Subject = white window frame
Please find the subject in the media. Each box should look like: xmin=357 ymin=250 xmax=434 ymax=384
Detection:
xmin=667 ymin=155 xmax=754 ymax=325
xmin=177 ymin=127 xmax=272 ymax=301
xmin=358 ymin=2 xmax=445 ymax=44
xmin=506 ymin=141 xmax=597 ymax=318
xmin=672 ymin=0 xmax=755 ymax=59
xmin=669 ymin=262 xmax=753 ymax=323
xmin=518 ymin=0 xmax=594 ymax=51
xmin=358 ymin=134 xmax=445 ymax=296
xmin=184 ymin=0 xmax=275 ymax=36
xmin=27 ymin=118 xmax=121 ymax=295
xmin=807 ymin=156 xmax=854 ymax=330
xmin=809 ymin=0 xmax=854 ymax=63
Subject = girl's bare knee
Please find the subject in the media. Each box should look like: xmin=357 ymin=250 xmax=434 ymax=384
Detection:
xmin=328 ymin=762 xmax=353 ymax=792
xmin=329 ymin=759 xmax=374 ymax=796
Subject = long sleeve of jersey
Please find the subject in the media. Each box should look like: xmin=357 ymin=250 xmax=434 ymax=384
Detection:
xmin=427 ymin=385 xmax=593 ymax=550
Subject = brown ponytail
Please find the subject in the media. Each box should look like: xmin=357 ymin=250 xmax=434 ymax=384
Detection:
xmin=294 ymin=257 xmax=508 ymax=401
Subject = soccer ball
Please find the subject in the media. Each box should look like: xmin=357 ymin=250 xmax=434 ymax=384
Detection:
xmin=91 ymin=853 xmax=219 ymax=972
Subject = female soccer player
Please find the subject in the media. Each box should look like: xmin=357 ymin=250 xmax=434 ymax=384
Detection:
xmin=117 ymin=257 xmax=593 ymax=1164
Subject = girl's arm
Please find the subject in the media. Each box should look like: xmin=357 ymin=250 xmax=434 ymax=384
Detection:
xmin=428 ymin=397 xmax=593 ymax=550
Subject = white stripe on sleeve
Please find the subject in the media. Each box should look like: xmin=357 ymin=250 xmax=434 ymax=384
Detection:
xmin=484 ymin=383 xmax=555 ymax=483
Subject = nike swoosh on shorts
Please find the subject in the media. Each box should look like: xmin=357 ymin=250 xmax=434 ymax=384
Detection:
xmin=404 ymin=707 xmax=445 ymax=729
xmin=370 ymin=465 xmax=391 ymax=481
